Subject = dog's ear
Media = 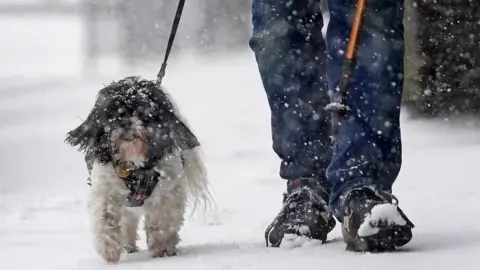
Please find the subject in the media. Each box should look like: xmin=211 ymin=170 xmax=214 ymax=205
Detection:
xmin=65 ymin=107 xmax=100 ymax=151
xmin=170 ymin=116 xmax=200 ymax=151
xmin=146 ymin=115 xmax=200 ymax=161
xmin=146 ymin=85 xmax=200 ymax=160
xmin=65 ymin=93 xmax=111 ymax=162
xmin=66 ymin=87 xmax=107 ymax=151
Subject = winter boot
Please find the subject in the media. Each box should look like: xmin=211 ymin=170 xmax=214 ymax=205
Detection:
xmin=265 ymin=179 xmax=336 ymax=247
xmin=340 ymin=186 xmax=415 ymax=252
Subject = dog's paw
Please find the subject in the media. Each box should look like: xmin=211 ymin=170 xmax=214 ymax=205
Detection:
xmin=150 ymin=246 xmax=178 ymax=258
xmin=95 ymin=243 xmax=123 ymax=263
xmin=125 ymin=244 xmax=140 ymax=254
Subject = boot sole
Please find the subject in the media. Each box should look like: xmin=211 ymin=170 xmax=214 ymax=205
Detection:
xmin=267 ymin=217 xmax=336 ymax=247
xmin=343 ymin=224 xmax=413 ymax=252
xmin=267 ymin=225 xmax=328 ymax=247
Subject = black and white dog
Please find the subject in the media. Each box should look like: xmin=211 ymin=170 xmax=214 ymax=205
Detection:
xmin=66 ymin=76 xmax=211 ymax=263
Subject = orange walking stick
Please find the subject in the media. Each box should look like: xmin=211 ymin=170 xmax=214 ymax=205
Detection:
xmin=326 ymin=0 xmax=367 ymax=137
xmin=346 ymin=0 xmax=367 ymax=60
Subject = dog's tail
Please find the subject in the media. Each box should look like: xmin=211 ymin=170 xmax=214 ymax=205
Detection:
xmin=182 ymin=146 xmax=214 ymax=213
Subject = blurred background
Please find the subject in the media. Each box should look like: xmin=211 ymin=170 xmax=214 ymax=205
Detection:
xmin=1 ymin=0 xmax=479 ymax=118
xmin=0 ymin=0 xmax=253 ymax=79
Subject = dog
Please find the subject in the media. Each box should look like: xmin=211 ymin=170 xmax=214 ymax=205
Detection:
xmin=65 ymin=76 xmax=211 ymax=263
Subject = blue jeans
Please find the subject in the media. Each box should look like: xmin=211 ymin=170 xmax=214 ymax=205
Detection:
xmin=249 ymin=0 xmax=405 ymax=221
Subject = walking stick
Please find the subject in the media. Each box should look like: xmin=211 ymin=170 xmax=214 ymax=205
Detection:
xmin=326 ymin=0 xmax=367 ymax=137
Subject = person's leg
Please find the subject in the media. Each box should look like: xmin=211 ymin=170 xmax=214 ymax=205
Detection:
xmin=249 ymin=0 xmax=335 ymax=247
xmin=250 ymin=0 xmax=332 ymax=187
xmin=325 ymin=0 xmax=414 ymax=251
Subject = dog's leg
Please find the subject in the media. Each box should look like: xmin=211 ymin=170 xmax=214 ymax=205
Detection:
xmin=88 ymin=162 xmax=129 ymax=263
xmin=144 ymin=186 xmax=186 ymax=257
xmin=144 ymin=191 xmax=186 ymax=257
xmin=121 ymin=209 xmax=140 ymax=253
xmin=144 ymin=157 xmax=187 ymax=258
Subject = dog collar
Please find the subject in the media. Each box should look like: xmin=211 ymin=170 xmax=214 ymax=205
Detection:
xmin=113 ymin=160 xmax=160 ymax=207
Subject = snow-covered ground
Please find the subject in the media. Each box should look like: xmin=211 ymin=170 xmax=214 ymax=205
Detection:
xmin=2 ymin=14 xmax=480 ymax=270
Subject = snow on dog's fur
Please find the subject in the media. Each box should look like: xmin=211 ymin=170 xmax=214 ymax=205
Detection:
xmin=65 ymin=76 xmax=211 ymax=263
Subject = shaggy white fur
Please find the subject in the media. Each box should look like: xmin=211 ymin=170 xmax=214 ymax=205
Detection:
xmin=87 ymin=147 xmax=210 ymax=263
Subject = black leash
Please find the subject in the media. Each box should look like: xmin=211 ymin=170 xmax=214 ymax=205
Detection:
xmin=156 ymin=0 xmax=186 ymax=87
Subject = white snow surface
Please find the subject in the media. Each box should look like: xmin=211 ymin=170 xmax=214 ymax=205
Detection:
xmin=357 ymin=204 xmax=407 ymax=237
xmin=2 ymin=15 xmax=480 ymax=270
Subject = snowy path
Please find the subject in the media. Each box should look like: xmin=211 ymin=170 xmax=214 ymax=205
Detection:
xmin=1 ymin=54 xmax=480 ymax=269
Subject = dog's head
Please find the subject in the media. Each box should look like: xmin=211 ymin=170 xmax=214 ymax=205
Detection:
xmin=65 ymin=76 xmax=199 ymax=166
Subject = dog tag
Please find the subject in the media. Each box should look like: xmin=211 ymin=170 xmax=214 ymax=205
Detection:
xmin=115 ymin=163 xmax=133 ymax=178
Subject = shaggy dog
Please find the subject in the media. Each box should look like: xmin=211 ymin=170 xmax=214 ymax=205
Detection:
xmin=65 ymin=76 xmax=210 ymax=263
